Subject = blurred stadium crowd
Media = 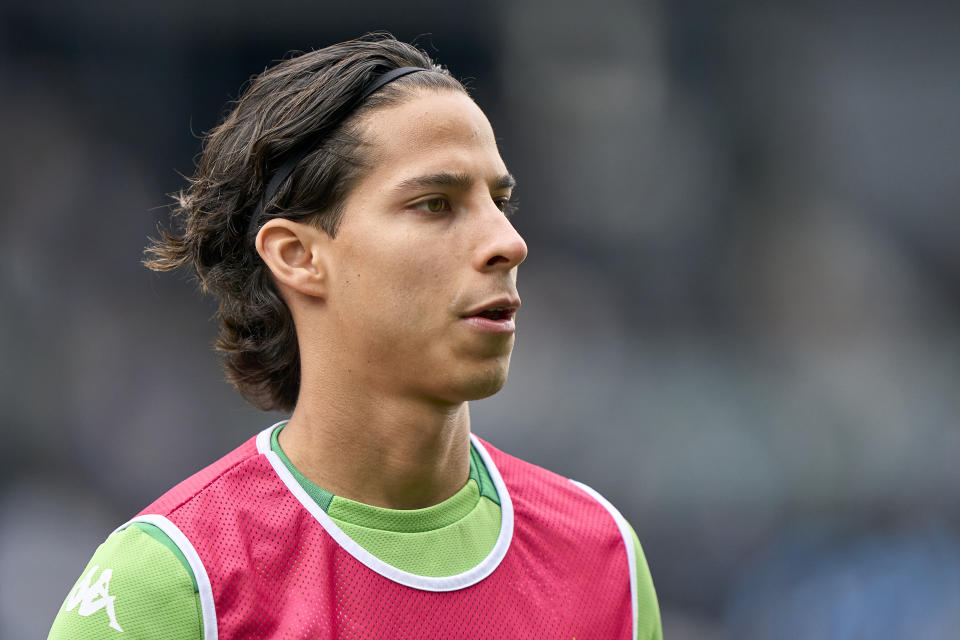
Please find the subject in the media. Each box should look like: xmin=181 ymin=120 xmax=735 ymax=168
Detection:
xmin=2 ymin=1 xmax=959 ymax=637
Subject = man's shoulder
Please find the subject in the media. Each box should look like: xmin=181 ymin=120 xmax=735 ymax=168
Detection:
xmin=475 ymin=435 xmax=621 ymax=529
xmin=48 ymin=524 xmax=201 ymax=640
xmin=473 ymin=435 xmax=567 ymax=494
xmin=137 ymin=432 xmax=262 ymax=518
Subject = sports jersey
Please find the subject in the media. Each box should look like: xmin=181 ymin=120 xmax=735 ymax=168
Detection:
xmin=49 ymin=423 xmax=662 ymax=639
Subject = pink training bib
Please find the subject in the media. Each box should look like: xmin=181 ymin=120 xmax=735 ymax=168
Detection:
xmin=135 ymin=428 xmax=635 ymax=639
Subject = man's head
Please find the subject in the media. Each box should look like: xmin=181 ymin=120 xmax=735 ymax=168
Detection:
xmin=147 ymin=34 xmax=526 ymax=412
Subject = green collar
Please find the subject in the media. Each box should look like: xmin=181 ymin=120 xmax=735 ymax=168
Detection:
xmin=270 ymin=424 xmax=499 ymax=533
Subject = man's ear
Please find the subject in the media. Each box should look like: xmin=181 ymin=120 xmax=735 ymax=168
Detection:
xmin=255 ymin=219 xmax=330 ymax=298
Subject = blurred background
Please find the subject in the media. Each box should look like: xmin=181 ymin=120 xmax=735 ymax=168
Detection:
xmin=2 ymin=0 xmax=959 ymax=637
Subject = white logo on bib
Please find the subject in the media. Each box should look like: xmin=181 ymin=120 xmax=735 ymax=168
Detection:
xmin=65 ymin=565 xmax=124 ymax=632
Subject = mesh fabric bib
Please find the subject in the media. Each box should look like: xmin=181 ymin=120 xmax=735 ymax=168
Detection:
xmin=131 ymin=426 xmax=636 ymax=639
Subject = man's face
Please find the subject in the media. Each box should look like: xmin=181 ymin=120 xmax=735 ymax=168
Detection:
xmin=324 ymin=89 xmax=527 ymax=404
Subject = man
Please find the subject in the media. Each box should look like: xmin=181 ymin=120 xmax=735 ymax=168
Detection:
xmin=48 ymin=34 xmax=662 ymax=639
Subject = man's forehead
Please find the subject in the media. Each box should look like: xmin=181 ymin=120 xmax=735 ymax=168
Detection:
xmin=362 ymin=90 xmax=498 ymax=154
xmin=359 ymin=91 xmax=507 ymax=186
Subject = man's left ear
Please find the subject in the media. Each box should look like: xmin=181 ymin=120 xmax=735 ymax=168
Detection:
xmin=255 ymin=219 xmax=330 ymax=299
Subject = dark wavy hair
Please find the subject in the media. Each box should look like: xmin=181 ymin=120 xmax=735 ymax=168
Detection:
xmin=145 ymin=34 xmax=467 ymax=412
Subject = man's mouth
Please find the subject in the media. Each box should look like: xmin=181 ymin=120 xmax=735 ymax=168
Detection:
xmin=472 ymin=307 xmax=516 ymax=321
xmin=462 ymin=296 xmax=521 ymax=319
xmin=462 ymin=301 xmax=520 ymax=334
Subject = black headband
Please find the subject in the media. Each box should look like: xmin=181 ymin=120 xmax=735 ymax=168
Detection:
xmin=247 ymin=66 xmax=426 ymax=238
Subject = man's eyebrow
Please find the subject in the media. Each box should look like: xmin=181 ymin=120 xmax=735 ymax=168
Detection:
xmin=393 ymin=172 xmax=516 ymax=192
xmin=494 ymin=173 xmax=517 ymax=190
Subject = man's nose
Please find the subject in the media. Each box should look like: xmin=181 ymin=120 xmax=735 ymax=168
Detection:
xmin=474 ymin=205 xmax=528 ymax=272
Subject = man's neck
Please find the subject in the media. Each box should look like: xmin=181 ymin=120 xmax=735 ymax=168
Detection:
xmin=279 ymin=391 xmax=472 ymax=510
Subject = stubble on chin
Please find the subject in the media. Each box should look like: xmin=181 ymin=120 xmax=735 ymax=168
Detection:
xmin=458 ymin=356 xmax=513 ymax=401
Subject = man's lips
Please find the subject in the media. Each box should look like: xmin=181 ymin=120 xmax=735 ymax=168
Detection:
xmin=461 ymin=297 xmax=520 ymax=333
xmin=461 ymin=297 xmax=521 ymax=319
xmin=461 ymin=314 xmax=516 ymax=333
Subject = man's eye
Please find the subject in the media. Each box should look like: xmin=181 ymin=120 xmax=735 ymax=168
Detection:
xmin=414 ymin=198 xmax=450 ymax=213
xmin=495 ymin=197 xmax=518 ymax=217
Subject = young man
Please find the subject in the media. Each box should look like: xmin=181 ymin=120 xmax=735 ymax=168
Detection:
xmin=48 ymin=35 xmax=662 ymax=639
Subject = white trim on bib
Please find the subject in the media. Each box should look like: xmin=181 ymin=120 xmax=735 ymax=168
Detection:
xmin=255 ymin=421 xmax=515 ymax=592
xmin=570 ymin=480 xmax=639 ymax=640
xmin=116 ymin=514 xmax=218 ymax=640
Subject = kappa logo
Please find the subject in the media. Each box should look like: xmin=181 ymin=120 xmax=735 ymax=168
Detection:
xmin=64 ymin=565 xmax=124 ymax=632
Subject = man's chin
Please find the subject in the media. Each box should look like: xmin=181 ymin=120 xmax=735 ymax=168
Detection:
xmin=436 ymin=362 xmax=511 ymax=403
xmin=464 ymin=379 xmax=508 ymax=401
xmin=462 ymin=364 xmax=512 ymax=400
